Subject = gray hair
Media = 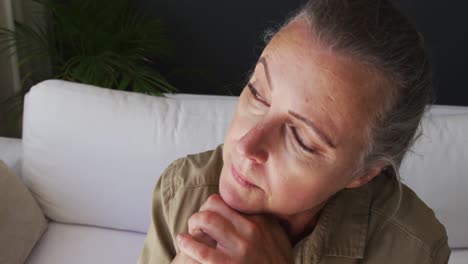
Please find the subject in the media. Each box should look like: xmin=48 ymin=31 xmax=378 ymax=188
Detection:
xmin=265 ymin=0 xmax=433 ymax=181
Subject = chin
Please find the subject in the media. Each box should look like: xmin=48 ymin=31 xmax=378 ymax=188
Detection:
xmin=219 ymin=185 xmax=249 ymax=213
xmin=219 ymin=170 xmax=263 ymax=214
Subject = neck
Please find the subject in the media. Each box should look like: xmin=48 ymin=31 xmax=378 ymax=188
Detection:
xmin=275 ymin=201 xmax=328 ymax=245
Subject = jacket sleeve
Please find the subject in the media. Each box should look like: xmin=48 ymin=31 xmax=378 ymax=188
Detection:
xmin=138 ymin=161 xmax=180 ymax=264
xmin=431 ymin=237 xmax=451 ymax=264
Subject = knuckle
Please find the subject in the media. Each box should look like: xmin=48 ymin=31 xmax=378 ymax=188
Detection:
xmin=178 ymin=235 xmax=188 ymax=248
xmin=201 ymin=211 xmax=217 ymax=225
xmin=200 ymin=194 xmax=221 ymax=211
xmin=244 ymin=221 xmax=259 ymax=238
xmin=187 ymin=214 xmax=198 ymax=230
xmin=206 ymin=194 xmax=222 ymax=205
xmin=189 ymin=211 xmax=210 ymax=223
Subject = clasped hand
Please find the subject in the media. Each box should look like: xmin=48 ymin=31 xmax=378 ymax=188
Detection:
xmin=173 ymin=194 xmax=293 ymax=264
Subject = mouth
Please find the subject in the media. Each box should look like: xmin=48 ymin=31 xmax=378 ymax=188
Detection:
xmin=230 ymin=164 xmax=260 ymax=189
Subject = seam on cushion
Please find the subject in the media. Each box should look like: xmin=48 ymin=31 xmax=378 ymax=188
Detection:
xmin=371 ymin=208 xmax=431 ymax=253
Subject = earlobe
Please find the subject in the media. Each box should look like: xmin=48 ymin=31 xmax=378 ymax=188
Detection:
xmin=346 ymin=176 xmax=369 ymax=189
xmin=345 ymin=165 xmax=384 ymax=189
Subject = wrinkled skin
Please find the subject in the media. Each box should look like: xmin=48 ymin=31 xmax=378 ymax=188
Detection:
xmin=172 ymin=17 xmax=387 ymax=264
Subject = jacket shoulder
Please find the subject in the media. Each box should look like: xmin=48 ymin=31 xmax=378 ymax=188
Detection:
xmin=366 ymin=175 xmax=450 ymax=263
xmin=164 ymin=144 xmax=223 ymax=193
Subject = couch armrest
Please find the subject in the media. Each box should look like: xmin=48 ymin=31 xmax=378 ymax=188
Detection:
xmin=0 ymin=137 xmax=22 ymax=176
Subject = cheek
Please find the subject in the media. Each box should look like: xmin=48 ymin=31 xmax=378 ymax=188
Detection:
xmin=271 ymin=177 xmax=328 ymax=212
xmin=267 ymin=165 xmax=349 ymax=213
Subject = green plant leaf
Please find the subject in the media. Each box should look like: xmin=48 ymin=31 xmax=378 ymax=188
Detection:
xmin=0 ymin=0 xmax=186 ymax=134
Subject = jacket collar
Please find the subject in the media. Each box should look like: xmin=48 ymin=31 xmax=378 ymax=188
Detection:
xmin=322 ymin=185 xmax=371 ymax=259
xmin=295 ymin=182 xmax=372 ymax=262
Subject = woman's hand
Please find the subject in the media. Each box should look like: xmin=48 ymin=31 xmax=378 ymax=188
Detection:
xmin=176 ymin=194 xmax=293 ymax=264
xmin=172 ymin=230 xmax=217 ymax=264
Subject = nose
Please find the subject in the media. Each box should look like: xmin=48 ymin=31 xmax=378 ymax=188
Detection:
xmin=236 ymin=121 xmax=271 ymax=164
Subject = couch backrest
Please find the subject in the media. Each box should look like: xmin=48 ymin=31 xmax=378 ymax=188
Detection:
xmin=399 ymin=105 xmax=468 ymax=248
xmin=22 ymin=80 xmax=468 ymax=248
xmin=22 ymin=80 xmax=237 ymax=234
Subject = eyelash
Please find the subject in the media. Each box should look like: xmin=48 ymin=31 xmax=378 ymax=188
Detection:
xmin=247 ymin=84 xmax=316 ymax=154
xmin=248 ymin=84 xmax=269 ymax=106
xmin=290 ymin=126 xmax=317 ymax=153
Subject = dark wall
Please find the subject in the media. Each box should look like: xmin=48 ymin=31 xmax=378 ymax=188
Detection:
xmin=133 ymin=0 xmax=468 ymax=106
xmin=394 ymin=1 xmax=468 ymax=106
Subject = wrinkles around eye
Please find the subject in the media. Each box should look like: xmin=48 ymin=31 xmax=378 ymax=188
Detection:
xmin=248 ymin=83 xmax=270 ymax=107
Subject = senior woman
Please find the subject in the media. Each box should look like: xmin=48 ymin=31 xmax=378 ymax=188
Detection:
xmin=139 ymin=0 xmax=450 ymax=263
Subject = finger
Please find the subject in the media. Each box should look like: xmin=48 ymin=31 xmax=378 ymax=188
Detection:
xmin=246 ymin=214 xmax=292 ymax=250
xmin=200 ymin=195 xmax=272 ymax=243
xmin=188 ymin=211 xmax=239 ymax=249
xmin=200 ymin=194 xmax=252 ymax=231
xmin=191 ymin=229 xmax=217 ymax=248
xmin=248 ymin=214 xmax=278 ymax=230
xmin=177 ymin=233 xmax=223 ymax=264
xmin=247 ymin=214 xmax=287 ymax=238
xmin=172 ymin=252 xmax=201 ymax=264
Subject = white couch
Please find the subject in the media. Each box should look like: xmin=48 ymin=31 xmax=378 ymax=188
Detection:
xmin=0 ymin=80 xmax=467 ymax=263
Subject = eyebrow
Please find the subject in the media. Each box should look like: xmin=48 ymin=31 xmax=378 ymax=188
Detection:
xmin=288 ymin=110 xmax=337 ymax=149
xmin=257 ymin=57 xmax=274 ymax=91
xmin=256 ymin=57 xmax=336 ymax=149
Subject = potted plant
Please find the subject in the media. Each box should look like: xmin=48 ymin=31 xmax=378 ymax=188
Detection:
xmin=0 ymin=0 xmax=177 ymax=136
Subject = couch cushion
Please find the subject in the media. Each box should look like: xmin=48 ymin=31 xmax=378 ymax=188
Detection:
xmin=27 ymin=222 xmax=145 ymax=264
xmin=449 ymin=249 xmax=468 ymax=264
xmin=400 ymin=108 xmax=468 ymax=248
xmin=0 ymin=160 xmax=48 ymax=264
xmin=22 ymin=80 xmax=238 ymax=233
xmin=22 ymin=80 xmax=468 ymax=250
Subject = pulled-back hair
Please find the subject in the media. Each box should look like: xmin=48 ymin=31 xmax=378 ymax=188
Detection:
xmin=266 ymin=0 xmax=433 ymax=180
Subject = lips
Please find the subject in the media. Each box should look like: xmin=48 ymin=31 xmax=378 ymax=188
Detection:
xmin=230 ymin=164 xmax=259 ymax=189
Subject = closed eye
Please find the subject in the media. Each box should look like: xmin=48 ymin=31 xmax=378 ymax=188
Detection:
xmin=290 ymin=126 xmax=317 ymax=154
xmin=248 ymin=83 xmax=270 ymax=107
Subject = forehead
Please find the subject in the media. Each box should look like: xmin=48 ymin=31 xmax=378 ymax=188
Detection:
xmin=257 ymin=19 xmax=385 ymax=144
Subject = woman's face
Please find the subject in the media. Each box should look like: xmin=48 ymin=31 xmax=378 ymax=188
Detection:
xmin=219 ymin=19 xmax=385 ymax=218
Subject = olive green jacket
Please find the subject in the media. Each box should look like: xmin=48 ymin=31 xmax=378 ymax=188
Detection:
xmin=138 ymin=145 xmax=450 ymax=263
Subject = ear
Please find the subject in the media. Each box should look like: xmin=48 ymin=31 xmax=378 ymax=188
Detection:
xmin=346 ymin=164 xmax=386 ymax=189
